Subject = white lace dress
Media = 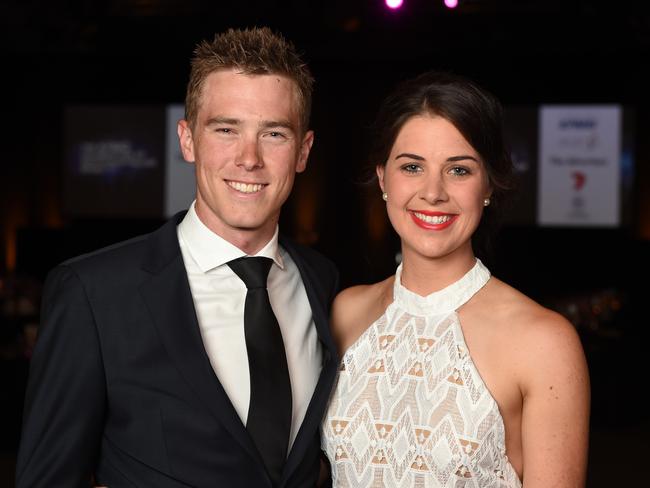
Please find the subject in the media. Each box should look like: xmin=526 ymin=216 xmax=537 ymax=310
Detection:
xmin=322 ymin=260 xmax=522 ymax=487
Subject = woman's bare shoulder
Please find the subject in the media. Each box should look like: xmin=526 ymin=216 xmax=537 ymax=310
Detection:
xmin=482 ymin=278 xmax=577 ymax=336
xmin=330 ymin=276 xmax=394 ymax=354
xmin=476 ymin=278 xmax=587 ymax=387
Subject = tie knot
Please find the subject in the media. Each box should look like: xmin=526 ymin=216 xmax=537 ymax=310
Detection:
xmin=227 ymin=256 xmax=272 ymax=290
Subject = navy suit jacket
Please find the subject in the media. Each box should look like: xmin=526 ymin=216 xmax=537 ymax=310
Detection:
xmin=16 ymin=212 xmax=339 ymax=487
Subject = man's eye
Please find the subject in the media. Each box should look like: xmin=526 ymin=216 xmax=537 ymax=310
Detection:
xmin=216 ymin=128 xmax=233 ymax=134
xmin=268 ymin=131 xmax=286 ymax=138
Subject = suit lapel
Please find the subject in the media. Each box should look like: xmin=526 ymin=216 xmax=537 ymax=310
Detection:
xmin=280 ymin=237 xmax=339 ymax=484
xmin=138 ymin=213 xmax=264 ymax=469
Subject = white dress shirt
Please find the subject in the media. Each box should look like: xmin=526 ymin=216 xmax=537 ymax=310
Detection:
xmin=177 ymin=202 xmax=322 ymax=448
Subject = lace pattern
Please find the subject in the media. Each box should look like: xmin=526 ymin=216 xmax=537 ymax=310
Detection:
xmin=322 ymin=260 xmax=521 ymax=487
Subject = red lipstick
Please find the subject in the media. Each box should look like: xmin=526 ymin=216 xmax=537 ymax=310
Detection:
xmin=409 ymin=210 xmax=458 ymax=230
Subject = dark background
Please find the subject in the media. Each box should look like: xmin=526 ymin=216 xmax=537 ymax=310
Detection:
xmin=1 ymin=0 xmax=649 ymax=485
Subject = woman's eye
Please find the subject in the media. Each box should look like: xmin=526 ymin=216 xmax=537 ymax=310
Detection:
xmin=449 ymin=166 xmax=470 ymax=176
xmin=401 ymin=164 xmax=422 ymax=173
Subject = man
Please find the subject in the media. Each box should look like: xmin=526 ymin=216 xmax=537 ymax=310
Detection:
xmin=16 ymin=27 xmax=339 ymax=487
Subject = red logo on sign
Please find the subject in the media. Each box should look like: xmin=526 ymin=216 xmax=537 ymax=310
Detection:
xmin=572 ymin=171 xmax=586 ymax=191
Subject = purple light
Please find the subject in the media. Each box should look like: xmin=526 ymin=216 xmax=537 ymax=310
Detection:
xmin=386 ymin=0 xmax=403 ymax=9
xmin=444 ymin=0 xmax=458 ymax=8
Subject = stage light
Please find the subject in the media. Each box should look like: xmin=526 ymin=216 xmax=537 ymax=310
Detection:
xmin=444 ymin=0 xmax=458 ymax=8
xmin=386 ymin=0 xmax=403 ymax=9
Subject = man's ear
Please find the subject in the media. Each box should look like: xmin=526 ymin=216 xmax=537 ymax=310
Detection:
xmin=177 ymin=119 xmax=196 ymax=163
xmin=296 ymin=130 xmax=314 ymax=173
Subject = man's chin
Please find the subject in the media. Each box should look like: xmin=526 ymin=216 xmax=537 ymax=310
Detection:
xmin=228 ymin=218 xmax=278 ymax=234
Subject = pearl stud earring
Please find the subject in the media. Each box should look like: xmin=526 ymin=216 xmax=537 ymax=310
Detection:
xmin=382 ymin=192 xmax=388 ymax=201
xmin=483 ymin=198 xmax=491 ymax=207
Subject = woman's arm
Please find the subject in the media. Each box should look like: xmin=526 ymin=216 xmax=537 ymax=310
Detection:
xmin=518 ymin=311 xmax=590 ymax=487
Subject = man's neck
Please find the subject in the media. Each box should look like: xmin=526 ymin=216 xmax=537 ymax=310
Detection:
xmin=194 ymin=204 xmax=277 ymax=255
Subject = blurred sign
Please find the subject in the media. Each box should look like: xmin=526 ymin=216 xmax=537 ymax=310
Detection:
xmin=64 ymin=105 xmax=165 ymax=218
xmin=538 ymin=105 xmax=621 ymax=227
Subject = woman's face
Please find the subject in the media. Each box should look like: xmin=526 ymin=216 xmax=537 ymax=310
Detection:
xmin=377 ymin=114 xmax=491 ymax=263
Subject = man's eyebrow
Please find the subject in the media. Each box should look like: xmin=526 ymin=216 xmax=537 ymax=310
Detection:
xmin=204 ymin=117 xmax=296 ymax=131
xmin=259 ymin=119 xmax=295 ymax=131
xmin=205 ymin=116 xmax=240 ymax=126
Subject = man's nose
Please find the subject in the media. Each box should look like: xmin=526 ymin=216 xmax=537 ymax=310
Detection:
xmin=236 ymin=136 xmax=262 ymax=170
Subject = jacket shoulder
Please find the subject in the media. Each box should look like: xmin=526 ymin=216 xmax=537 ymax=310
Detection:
xmin=280 ymin=236 xmax=337 ymax=276
xmin=59 ymin=212 xmax=185 ymax=280
xmin=61 ymin=232 xmax=150 ymax=278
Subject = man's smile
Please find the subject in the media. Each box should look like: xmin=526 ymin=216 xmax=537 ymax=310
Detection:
xmin=225 ymin=180 xmax=267 ymax=194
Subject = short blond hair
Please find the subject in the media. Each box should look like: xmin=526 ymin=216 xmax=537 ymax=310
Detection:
xmin=185 ymin=27 xmax=314 ymax=132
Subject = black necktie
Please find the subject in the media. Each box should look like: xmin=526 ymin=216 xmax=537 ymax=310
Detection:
xmin=228 ymin=256 xmax=292 ymax=485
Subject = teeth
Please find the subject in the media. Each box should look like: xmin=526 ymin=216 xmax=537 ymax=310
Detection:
xmin=227 ymin=181 xmax=264 ymax=193
xmin=413 ymin=212 xmax=452 ymax=224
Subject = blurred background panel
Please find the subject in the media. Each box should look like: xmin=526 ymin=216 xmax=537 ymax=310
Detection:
xmin=1 ymin=0 xmax=649 ymax=485
xmin=63 ymin=105 xmax=166 ymax=219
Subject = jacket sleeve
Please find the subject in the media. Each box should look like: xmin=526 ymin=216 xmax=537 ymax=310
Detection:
xmin=16 ymin=265 xmax=107 ymax=488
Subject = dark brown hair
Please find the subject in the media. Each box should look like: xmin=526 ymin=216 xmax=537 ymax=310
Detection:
xmin=369 ymin=70 xmax=515 ymax=254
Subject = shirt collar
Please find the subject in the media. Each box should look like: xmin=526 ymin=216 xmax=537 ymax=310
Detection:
xmin=178 ymin=201 xmax=284 ymax=273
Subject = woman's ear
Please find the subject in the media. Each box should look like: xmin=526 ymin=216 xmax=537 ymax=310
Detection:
xmin=376 ymin=165 xmax=385 ymax=193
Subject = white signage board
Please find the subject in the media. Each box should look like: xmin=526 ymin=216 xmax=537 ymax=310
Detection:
xmin=538 ymin=105 xmax=621 ymax=227
xmin=165 ymin=104 xmax=196 ymax=217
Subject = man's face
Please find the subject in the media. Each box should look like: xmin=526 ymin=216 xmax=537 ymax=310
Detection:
xmin=178 ymin=69 xmax=313 ymax=251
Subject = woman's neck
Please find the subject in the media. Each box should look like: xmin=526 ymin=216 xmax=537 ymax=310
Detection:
xmin=399 ymin=245 xmax=477 ymax=297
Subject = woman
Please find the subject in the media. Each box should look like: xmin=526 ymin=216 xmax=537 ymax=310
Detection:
xmin=321 ymin=72 xmax=590 ymax=487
